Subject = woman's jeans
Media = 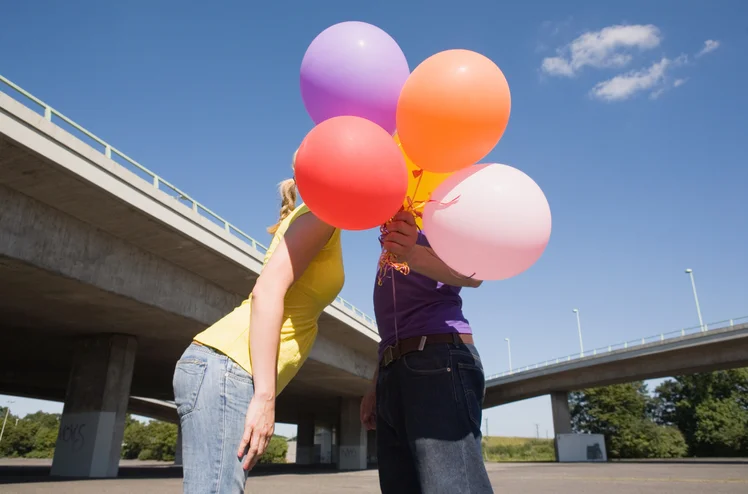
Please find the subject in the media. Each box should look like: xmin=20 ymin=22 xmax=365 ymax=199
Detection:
xmin=376 ymin=341 xmax=493 ymax=493
xmin=173 ymin=342 xmax=254 ymax=494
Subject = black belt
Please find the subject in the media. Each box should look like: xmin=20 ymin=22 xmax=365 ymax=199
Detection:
xmin=380 ymin=333 xmax=474 ymax=367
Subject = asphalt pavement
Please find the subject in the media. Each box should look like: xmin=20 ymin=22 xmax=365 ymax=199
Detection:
xmin=1 ymin=459 xmax=747 ymax=493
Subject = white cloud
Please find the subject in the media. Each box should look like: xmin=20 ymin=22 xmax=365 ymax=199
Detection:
xmin=696 ymin=39 xmax=720 ymax=57
xmin=650 ymin=87 xmax=667 ymax=100
xmin=541 ymin=24 xmax=662 ymax=77
xmin=673 ymin=78 xmax=687 ymax=87
xmin=541 ymin=57 xmax=573 ymax=76
xmin=541 ymin=17 xmax=573 ymax=37
xmin=590 ymin=58 xmax=671 ymax=101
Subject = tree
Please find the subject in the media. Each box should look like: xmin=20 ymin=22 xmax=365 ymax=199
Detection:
xmin=121 ymin=415 xmax=149 ymax=460
xmin=694 ymin=399 xmax=748 ymax=456
xmin=141 ymin=421 xmax=178 ymax=462
xmin=1 ymin=410 xmax=290 ymax=464
xmin=654 ymin=369 xmax=748 ymax=457
xmin=0 ymin=412 xmax=60 ymax=459
xmin=121 ymin=417 xmax=178 ymax=461
xmin=571 ymin=381 xmax=687 ymax=459
xmin=258 ymin=435 xmax=288 ymax=464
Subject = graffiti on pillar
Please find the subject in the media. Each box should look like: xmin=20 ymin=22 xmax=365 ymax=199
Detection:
xmin=340 ymin=446 xmax=358 ymax=459
xmin=60 ymin=423 xmax=87 ymax=453
xmin=586 ymin=442 xmax=603 ymax=460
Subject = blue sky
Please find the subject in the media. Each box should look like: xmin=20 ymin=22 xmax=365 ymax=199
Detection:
xmin=2 ymin=1 xmax=747 ymax=439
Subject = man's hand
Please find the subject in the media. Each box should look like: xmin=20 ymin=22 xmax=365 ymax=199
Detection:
xmin=382 ymin=211 xmax=418 ymax=261
xmin=360 ymin=387 xmax=377 ymax=430
xmin=237 ymin=393 xmax=276 ymax=471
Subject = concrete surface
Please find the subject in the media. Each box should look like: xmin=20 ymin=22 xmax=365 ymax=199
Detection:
xmin=485 ymin=323 xmax=748 ymax=408
xmin=0 ymin=89 xmax=380 ymax=425
xmin=1 ymin=459 xmax=747 ymax=493
xmin=51 ymin=335 xmax=136 ymax=478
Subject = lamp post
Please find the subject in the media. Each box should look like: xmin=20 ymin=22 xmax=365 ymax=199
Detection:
xmin=573 ymin=309 xmax=584 ymax=357
xmin=685 ymin=269 xmax=706 ymax=332
xmin=504 ymin=338 xmax=513 ymax=373
xmin=0 ymin=400 xmax=15 ymax=445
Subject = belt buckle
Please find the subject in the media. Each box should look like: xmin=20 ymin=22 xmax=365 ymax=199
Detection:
xmin=382 ymin=346 xmax=395 ymax=367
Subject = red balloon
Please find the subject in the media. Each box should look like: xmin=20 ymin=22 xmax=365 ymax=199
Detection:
xmin=296 ymin=116 xmax=408 ymax=230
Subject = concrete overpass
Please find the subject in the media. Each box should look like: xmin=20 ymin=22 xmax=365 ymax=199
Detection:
xmin=0 ymin=76 xmax=378 ymax=477
xmin=483 ymin=319 xmax=748 ymax=454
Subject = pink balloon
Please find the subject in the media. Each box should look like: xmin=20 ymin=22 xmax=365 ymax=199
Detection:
xmin=422 ymin=164 xmax=552 ymax=280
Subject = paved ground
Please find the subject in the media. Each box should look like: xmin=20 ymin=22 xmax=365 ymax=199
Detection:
xmin=1 ymin=459 xmax=747 ymax=493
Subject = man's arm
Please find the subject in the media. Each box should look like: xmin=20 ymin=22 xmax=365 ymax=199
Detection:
xmin=406 ymin=244 xmax=482 ymax=288
xmin=382 ymin=211 xmax=482 ymax=288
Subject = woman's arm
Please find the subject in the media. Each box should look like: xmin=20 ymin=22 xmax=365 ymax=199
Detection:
xmin=238 ymin=211 xmax=335 ymax=470
xmin=406 ymin=244 xmax=482 ymax=288
xmin=382 ymin=211 xmax=482 ymax=288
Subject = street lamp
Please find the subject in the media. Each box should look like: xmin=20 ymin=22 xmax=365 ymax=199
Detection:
xmin=685 ymin=269 xmax=706 ymax=332
xmin=573 ymin=309 xmax=584 ymax=357
xmin=504 ymin=338 xmax=513 ymax=373
xmin=0 ymin=400 xmax=15 ymax=445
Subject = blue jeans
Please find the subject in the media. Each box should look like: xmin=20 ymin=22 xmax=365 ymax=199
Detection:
xmin=376 ymin=341 xmax=493 ymax=493
xmin=173 ymin=342 xmax=254 ymax=494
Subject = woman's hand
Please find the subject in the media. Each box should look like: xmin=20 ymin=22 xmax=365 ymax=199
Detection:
xmin=237 ymin=393 xmax=276 ymax=471
xmin=360 ymin=386 xmax=377 ymax=430
xmin=382 ymin=211 xmax=418 ymax=262
xmin=240 ymin=211 xmax=333 ymax=471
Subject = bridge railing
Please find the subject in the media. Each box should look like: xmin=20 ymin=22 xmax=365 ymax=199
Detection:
xmin=486 ymin=315 xmax=748 ymax=380
xmin=0 ymin=74 xmax=377 ymax=329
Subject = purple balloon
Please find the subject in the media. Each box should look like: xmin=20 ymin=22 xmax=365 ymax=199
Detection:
xmin=300 ymin=21 xmax=410 ymax=135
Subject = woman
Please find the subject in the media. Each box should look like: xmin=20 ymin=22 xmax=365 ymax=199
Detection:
xmin=173 ymin=152 xmax=344 ymax=493
xmin=361 ymin=210 xmax=493 ymax=493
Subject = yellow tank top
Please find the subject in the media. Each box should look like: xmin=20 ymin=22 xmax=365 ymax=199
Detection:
xmin=193 ymin=204 xmax=344 ymax=394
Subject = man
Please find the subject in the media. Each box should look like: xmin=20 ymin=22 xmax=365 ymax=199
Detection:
xmin=361 ymin=211 xmax=493 ymax=493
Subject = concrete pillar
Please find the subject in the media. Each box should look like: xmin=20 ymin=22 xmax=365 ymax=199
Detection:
xmin=51 ymin=334 xmax=137 ymax=478
xmin=337 ymin=398 xmax=367 ymax=471
xmin=296 ymin=415 xmax=315 ymax=465
xmin=317 ymin=426 xmax=333 ymax=464
xmin=550 ymin=391 xmax=572 ymax=461
xmin=174 ymin=425 xmax=183 ymax=466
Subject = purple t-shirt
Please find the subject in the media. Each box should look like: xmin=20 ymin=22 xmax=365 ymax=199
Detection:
xmin=373 ymin=233 xmax=471 ymax=358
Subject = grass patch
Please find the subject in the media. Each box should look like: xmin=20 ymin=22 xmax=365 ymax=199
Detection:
xmin=482 ymin=436 xmax=555 ymax=462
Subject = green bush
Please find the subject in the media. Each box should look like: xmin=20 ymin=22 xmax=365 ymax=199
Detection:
xmin=121 ymin=417 xmax=177 ymax=462
xmin=482 ymin=437 xmax=554 ymax=462
xmin=258 ymin=435 xmax=288 ymax=464
xmin=648 ymin=424 xmax=688 ymax=458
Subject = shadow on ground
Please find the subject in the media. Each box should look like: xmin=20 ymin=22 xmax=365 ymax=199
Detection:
xmin=0 ymin=462 xmax=379 ymax=484
xmin=613 ymin=458 xmax=748 ymax=465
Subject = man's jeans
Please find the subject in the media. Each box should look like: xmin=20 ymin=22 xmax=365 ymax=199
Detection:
xmin=376 ymin=340 xmax=493 ymax=493
xmin=173 ymin=342 xmax=254 ymax=493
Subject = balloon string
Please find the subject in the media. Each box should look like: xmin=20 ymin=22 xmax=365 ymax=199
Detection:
xmin=377 ymin=209 xmax=413 ymax=286
xmin=376 ymin=181 xmax=463 ymax=287
xmin=377 ymin=182 xmax=472 ymax=346
xmin=391 ymin=272 xmax=399 ymax=343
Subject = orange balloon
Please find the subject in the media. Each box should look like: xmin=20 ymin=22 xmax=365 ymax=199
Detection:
xmin=396 ymin=49 xmax=511 ymax=174
xmin=394 ymin=133 xmax=452 ymax=229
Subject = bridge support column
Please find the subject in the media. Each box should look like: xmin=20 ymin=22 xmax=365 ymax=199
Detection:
xmin=551 ymin=391 xmax=572 ymax=461
xmin=51 ymin=334 xmax=137 ymax=478
xmin=337 ymin=398 xmax=367 ymax=470
xmin=296 ymin=415 xmax=315 ymax=465
xmin=174 ymin=425 xmax=183 ymax=466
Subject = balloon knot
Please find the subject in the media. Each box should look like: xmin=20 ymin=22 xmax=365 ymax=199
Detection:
xmin=376 ymin=199 xmax=423 ymax=285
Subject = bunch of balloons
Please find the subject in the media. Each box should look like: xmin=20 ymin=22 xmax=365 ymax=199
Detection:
xmin=295 ymin=21 xmax=552 ymax=280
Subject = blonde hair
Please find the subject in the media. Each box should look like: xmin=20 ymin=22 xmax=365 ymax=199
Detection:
xmin=267 ymin=150 xmax=298 ymax=235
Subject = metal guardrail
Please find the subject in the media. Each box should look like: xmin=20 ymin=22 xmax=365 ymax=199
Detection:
xmin=486 ymin=315 xmax=748 ymax=380
xmin=0 ymin=73 xmax=377 ymax=329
